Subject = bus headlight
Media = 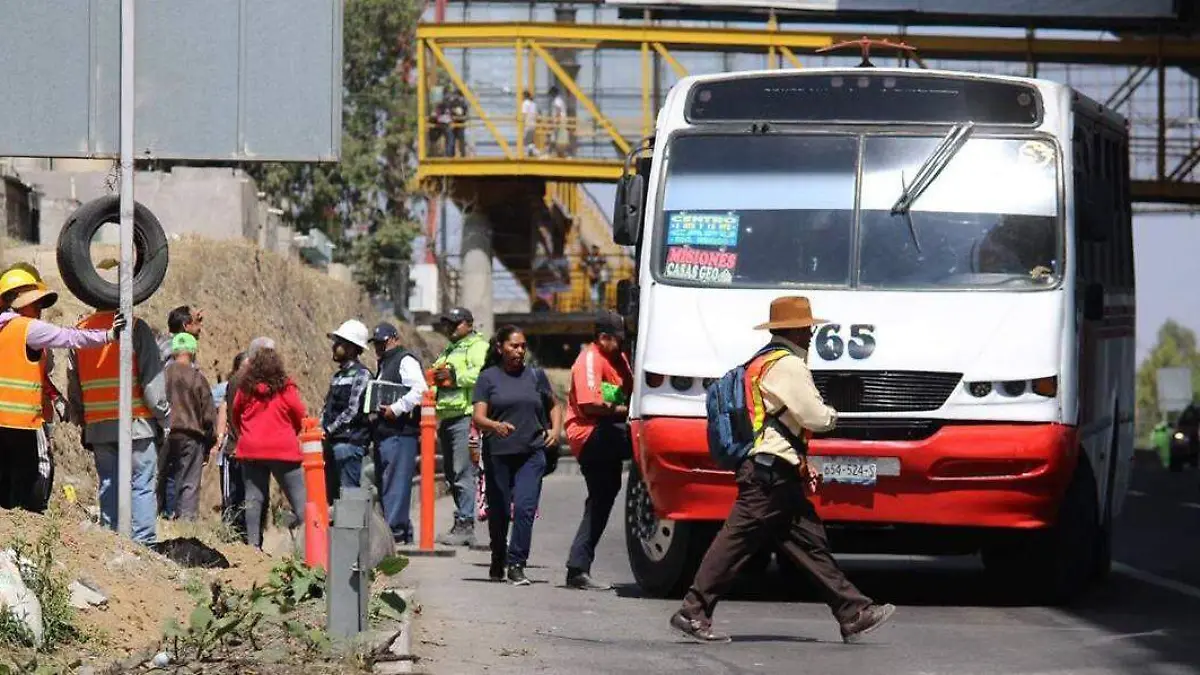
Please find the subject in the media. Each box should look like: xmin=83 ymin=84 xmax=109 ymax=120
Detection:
xmin=1174 ymin=431 xmax=1186 ymax=441
xmin=967 ymin=382 xmax=992 ymax=398
xmin=1000 ymin=380 xmax=1027 ymax=397
xmin=1030 ymin=376 xmax=1058 ymax=397
xmin=645 ymin=371 xmax=665 ymax=388
xmin=670 ymin=376 xmax=695 ymax=392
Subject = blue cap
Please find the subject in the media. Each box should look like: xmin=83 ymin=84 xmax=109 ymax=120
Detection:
xmin=371 ymin=322 xmax=400 ymax=343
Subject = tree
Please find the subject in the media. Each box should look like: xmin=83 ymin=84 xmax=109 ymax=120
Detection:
xmin=1135 ymin=319 xmax=1200 ymax=439
xmin=248 ymin=0 xmax=422 ymax=278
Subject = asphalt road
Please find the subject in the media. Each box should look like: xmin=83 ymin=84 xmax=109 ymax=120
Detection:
xmin=405 ymin=463 xmax=1200 ymax=675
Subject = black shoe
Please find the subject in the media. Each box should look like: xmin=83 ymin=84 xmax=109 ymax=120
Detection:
xmin=507 ymin=564 xmax=531 ymax=586
xmin=840 ymin=603 xmax=896 ymax=644
xmin=566 ymin=570 xmax=612 ymax=591
xmin=669 ymin=610 xmax=731 ymax=643
xmin=489 ymin=561 xmax=505 ymax=582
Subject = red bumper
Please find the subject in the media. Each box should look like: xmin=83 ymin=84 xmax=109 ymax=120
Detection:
xmin=631 ymin=417 xmax=1077 ymax=530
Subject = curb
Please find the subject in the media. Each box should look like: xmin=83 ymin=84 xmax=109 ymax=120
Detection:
xmin=372 ymin=588 xmax=418 ymax=675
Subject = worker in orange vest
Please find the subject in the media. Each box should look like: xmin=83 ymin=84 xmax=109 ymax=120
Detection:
xmin=0 ymin=265 xmax=124 ymax=512
xmin=67 ymin=309 xmax=170 ymax=544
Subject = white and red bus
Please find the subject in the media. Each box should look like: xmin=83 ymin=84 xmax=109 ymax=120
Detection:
xmin=611 ymin=67 xmax=1134 ymax=603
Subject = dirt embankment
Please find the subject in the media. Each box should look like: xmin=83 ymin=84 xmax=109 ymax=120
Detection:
xmin=0 ymin=506 xmax=278 ymax=668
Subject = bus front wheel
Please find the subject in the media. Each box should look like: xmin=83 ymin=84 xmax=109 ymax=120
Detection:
xmin=982 ymin=459 xmax=1101 ymax=605
xmin=624 ymin=464 xmax=716 ymax=598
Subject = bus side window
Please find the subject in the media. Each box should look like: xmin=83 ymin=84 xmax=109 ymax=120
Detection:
xmin=1076 ymin=127 xmax=1107 ymax=244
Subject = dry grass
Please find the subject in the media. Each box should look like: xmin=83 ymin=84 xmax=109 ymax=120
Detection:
xmin=6 ymin=235 xmax=445 ymax=513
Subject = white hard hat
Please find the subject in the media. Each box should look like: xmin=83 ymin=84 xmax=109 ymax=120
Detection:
xmin=328 ymin=319 xmax=370 ymax=350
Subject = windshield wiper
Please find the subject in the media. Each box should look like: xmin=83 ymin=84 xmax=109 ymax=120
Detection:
xmin=889 ymin=121 xmax=976 ymax=252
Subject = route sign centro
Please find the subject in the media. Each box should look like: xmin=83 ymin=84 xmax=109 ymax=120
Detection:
xmin=0 ymin=0 xmax=343 ymax=161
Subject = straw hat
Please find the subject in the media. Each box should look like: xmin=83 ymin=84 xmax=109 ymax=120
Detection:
xmin=753 ymin=296 xmax=827 ymax=331
xmin=9 ymin=283 xmax=58 ymax=311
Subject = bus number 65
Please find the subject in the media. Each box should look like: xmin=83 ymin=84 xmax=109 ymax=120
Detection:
xmin=815 ymin=324 xmax=876 ymax=361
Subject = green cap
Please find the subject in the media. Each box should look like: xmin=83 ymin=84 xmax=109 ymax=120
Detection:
xmin=171 ymin=332 xmax=198 ymax=354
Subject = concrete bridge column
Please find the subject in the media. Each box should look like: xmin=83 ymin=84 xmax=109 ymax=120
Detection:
xmin=461 ymin=210 xmax=494 ymax=337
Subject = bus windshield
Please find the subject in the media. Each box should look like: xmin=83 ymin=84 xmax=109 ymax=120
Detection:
xmin=655 ymin=133 xmax=1060 ymax=290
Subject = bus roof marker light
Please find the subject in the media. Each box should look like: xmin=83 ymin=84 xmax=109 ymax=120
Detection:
xmin=815 ymin=36 xmax=921 ymax=69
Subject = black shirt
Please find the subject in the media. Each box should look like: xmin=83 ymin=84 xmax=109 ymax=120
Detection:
xmin=472 ymin=365 xmax=553 ymax=456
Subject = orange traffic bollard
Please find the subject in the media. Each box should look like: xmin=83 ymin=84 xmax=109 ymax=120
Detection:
xmin=300 ymin=418 xmax=330 ymax=570
xmin=419 ymin=379 xmax=438 ymax=551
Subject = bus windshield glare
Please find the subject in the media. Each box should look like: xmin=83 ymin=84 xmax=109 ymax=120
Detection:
xmin=656 ymin=133 xmax=1060 ymax=290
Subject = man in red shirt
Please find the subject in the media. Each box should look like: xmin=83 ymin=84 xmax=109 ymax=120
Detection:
xmin=563 ymin=312 xmax=633 ymax=591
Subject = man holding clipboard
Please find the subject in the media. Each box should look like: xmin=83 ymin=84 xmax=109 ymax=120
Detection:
xmin=367 ymin=322 xmax=428 ymax=545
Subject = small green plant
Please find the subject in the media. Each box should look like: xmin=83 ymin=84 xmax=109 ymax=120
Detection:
xmin=264 ymin=557 xmax=325 ymax=611
xmin=284 ymin=619 xmax=331 ymax=656
xmin=162 ymin=558 xmax=328 ymax=664
xmin=0 ymin=605 xmax=36 ymax=649
xmin=368 ymin=589 xmax=408 ymax=624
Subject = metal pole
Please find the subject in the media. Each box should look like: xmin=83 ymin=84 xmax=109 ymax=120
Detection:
xmin=117 ymin=0 xmax=136 ymax=538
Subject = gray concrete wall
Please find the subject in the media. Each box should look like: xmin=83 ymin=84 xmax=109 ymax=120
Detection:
xmin=21 ymin=167 xmax=255 ymax=244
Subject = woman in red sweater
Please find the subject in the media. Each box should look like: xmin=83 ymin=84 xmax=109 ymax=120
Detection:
xmin=231 ymin=347 xmax=307 ymax=549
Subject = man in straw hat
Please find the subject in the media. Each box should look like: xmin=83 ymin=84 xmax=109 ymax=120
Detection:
xmin=0 ymin=263 xmax=125 ymax=512
xmin=670 ymin=296 xmax=896 ymax=644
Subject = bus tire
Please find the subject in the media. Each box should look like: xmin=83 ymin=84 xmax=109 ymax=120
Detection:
xmin=55 ymin=196 xmax=170 ymax=309
xmin=624 ymin=463 xmax=714 ymax=598
xmin=982 ymin=459 xmax=1101 ymax=605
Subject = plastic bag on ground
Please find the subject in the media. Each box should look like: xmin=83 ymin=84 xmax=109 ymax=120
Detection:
xmin=0 ymin=549 xmax=43 ymax=647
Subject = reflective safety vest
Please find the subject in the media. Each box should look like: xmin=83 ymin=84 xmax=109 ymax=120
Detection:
xmin=744 ymin=348 xmax=812 ymax=450
xmin=0 ymin=316 xmax=44 ymax=430
xmin=75 ymin=312 xmax=152 ymax=424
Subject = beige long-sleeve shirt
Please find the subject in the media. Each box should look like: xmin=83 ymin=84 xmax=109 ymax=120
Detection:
xmin=749 ymin=336 xmax=838 ymax=466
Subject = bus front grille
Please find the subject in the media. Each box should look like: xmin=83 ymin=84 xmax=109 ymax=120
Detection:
xmin=813 ymin=418 xmax=943 ymax=442
xmin=812 ymin=371 xmax=961 ymax=413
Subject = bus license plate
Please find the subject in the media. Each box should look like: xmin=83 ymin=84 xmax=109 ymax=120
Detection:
xmin=816 ymin=457 xmax=878 ymax=486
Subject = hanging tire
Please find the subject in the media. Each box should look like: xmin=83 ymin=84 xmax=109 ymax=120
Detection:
xmin=624 ymin=462 xmax=716 ymax=598
xmin=982 ymin=457 xmax=1101 ymax=605
xmin=55 ymin=196 xmax=169 ymax=309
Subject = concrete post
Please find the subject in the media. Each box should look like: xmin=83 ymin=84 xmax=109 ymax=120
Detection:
xmin=327 ymin=488 xmax=370 ymax=639
xmin=461 ymin=210 xmax=494 ymax=337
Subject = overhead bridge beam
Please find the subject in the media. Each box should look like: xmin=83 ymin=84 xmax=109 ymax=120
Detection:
xmin=416 ymin=22 xmax=1200 ymax=67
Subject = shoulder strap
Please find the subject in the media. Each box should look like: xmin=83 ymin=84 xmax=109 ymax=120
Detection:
xmin=749 ymin=349 xmax=808 ymax=451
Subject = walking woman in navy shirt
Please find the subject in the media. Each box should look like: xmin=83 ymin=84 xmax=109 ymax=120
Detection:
xmin=472 ymin=324 xmax=563 ymax=585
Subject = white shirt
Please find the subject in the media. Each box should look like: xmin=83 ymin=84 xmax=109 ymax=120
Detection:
xmin=389 ymin=354 xmax=429 ymax=416
xmin=552 ymin=95 xmax=566 ymax=120
xmin=522 ymin=99 xmax=538 ymax=128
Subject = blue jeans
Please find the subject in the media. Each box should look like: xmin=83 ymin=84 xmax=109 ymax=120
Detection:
xmin=376 ymin=435 xmax=419 ymax=542
xmin=93 ymin=438 xmax=159 ymax=545
xmin=332 ymin=443 xmax=365 ymax=493
xmin=437 ymin=416 xmax=476 ymax=526
xmin=484 ymin=449 xmax=546 ymax=567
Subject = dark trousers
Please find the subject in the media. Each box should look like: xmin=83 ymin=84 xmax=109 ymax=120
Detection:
xmin=484 ymin=449 xmax=546 ymax=567
xmin=681 ymin=456 xmax=872 ymax=626
xmin=0 ymin=428 xmax=41 ymax=512
xmin=220 ymin=454 xmax=249 ymax=543
xmin=566 ymin=423 xmax=629 ymax=573
xmin=165 ymin=434 xmax=207 ymax=521
xmin=376 ymin=434 xmax=419 ymax=542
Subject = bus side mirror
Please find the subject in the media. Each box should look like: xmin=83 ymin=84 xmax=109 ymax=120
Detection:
xmin=613 ymin=173 xmax=644 ymax=246
xmin=616 ymin=279 xmax=638 ymax=317
xmin=1083 ymin=283 xmax=1104 ymax=322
